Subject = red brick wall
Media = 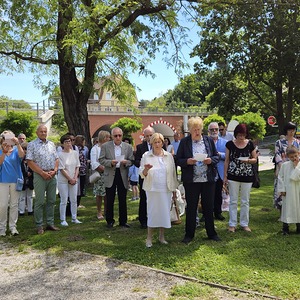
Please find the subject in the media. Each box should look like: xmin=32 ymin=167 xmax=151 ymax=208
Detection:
xmin=88 ymin=114 xmax=184 ymax=149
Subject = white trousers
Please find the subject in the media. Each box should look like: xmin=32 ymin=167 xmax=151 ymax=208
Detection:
xmin=19 ymin=189 xmax=34 ymax=214
xmin=0 ymin=183 xmax=20 ymax=234
xmin=57 ymin=182 xmax=78 ymax=221
xmin=228 ymin=180 xmax=252 ymax=227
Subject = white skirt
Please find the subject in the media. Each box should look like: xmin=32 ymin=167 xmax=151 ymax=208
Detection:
xmin=146 ymin=191 xmax=172 ymax=228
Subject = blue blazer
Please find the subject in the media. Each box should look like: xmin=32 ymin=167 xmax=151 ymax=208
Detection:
xmin=215 ymin=137 xmax=227 ymax=181
xmin=177 ymin=135 xmax=219 ymax=183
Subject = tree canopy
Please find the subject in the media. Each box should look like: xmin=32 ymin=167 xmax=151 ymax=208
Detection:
xmin=0 ymin=1 xmax=195 ymax=145
xmin=191 ymin=0 xmax=300 ymax=134
xmin=111 ymin=117 xmax=143 ymax=143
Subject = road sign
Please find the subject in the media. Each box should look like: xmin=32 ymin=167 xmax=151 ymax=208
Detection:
xmin=267 ymin=116 xmax=276 ymax=126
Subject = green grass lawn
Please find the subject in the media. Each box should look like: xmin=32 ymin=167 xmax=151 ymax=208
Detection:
xmin=3 ymin=169 xmax=299 ymax=299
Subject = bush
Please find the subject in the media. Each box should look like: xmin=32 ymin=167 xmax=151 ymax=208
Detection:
xmin=0 ymin=111 xmax=39 ymax=139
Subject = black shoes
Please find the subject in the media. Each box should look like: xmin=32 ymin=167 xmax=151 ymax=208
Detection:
xmin=107 ymin=222 xmax=114 ymax=228
xmin=215 ymin=214 xmax=225 ymax=221
xmin=140 ymin=223 xmax=147 ymax=229
xmin=181 ymin=236 xmax=193 ymax=244
xmin=208 ymin=235 xmax=221 ymax=242
xmin=120 ymin=223 xmax=131 ymax=228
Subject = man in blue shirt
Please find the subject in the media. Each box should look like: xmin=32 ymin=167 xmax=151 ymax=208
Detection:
xmin=209 ymin=122 xmax=227 ymax=221
xmin=171 ymin=132 xmax=181 ymax=155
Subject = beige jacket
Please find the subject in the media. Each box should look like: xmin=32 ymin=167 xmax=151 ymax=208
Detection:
xmin=139 ymin=149 xmax=178 ymax=192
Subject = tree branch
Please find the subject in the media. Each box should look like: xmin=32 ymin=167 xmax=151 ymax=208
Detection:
xmin=0 ymin=50 xmax=60 ymax=65
xmin=247 ymin=79 xmax=276 ymax=113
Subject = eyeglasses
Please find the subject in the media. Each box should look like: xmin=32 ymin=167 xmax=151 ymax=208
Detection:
xmin=113 ymin=134 xmax=122 ymax=138
xmin=219 ymin=129 xmax=224 ymax=131
xmin=209 ymin=128 xmax=218 ymax=132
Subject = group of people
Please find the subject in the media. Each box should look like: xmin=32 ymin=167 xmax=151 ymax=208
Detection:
xmin=0 ymin=126 xmax=91 ymax=236
xmin=5 ymin=118 xmax=298 ymax=246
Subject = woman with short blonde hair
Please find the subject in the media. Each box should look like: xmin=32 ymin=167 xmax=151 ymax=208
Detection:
xmin=176 ymin=117 xmax=221 ymax=244
xmin=140 ymin=132 xmax=178 ymax=248
xmin=187 ymin=117 xmax=203 ymax=132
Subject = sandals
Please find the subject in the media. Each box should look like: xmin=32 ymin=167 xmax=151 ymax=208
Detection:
xmin=242 ymin=226 xmax=251 ymax=232
xmin=146 ymin=240 xmax=152 ymax=248
xmin=228 ymin=226 xmax=236 ymax=232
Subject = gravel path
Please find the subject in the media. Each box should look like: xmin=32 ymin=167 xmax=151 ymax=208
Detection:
xmin=0 ymin=241 xmax=272 ymax=300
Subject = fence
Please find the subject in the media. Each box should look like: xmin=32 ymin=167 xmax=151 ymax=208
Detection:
xmin=0 ymin=99 xmax=55 ymax=118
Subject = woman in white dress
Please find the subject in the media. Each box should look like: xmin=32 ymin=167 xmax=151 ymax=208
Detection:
xmin=140 ymin=133 xmax=178 ymax=248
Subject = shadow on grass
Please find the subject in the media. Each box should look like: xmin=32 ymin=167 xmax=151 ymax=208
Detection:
xmin=2 ymin=170 xmax=299 ymax=299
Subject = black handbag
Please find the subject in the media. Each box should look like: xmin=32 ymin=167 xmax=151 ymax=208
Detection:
xmin=252 ymin=163 xmax=260 ymax=188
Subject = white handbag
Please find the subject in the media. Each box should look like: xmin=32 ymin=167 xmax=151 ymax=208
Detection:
xmin=170 ymin=196 xmax=182 ymax=225
xmin=89 ymin=171 xmax=100 ymax=184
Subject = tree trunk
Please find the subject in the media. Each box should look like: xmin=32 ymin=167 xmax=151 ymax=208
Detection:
xmin=59 ymin=66 xmax=92 ymax=146
xmin=286 ymin=80 xmax=294 ymax=123
xmin=275 ymin=86 xmax=285 ymax=135
xmin=57 ymin=0 xmax=92 ymax=146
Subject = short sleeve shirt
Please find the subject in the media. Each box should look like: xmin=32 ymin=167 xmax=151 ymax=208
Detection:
xmin=26 ymin=138 xmax=58 ymax=171
xmin=226 ymin=140 xmax=255 ymax=183
xmin=0 ymin=148 xmax=22 ymax=183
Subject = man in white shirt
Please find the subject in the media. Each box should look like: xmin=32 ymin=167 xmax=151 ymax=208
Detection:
xmin=99 ymin=127 xmax=134 ymax=228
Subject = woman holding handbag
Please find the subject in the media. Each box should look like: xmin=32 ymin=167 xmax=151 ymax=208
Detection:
xmin=139 ymin=133 xmax=178 ymax=248
xmin=224 ymin=124 xmax=257 ymax=233
xmin=0 ymin=130 xmax=25 ymax=236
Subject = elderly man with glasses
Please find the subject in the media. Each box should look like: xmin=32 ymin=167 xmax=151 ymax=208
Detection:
xmin=99 ymin=127 xmax=134 ymax=228
xmin=207 ymin=122 xmax=228 ymax=221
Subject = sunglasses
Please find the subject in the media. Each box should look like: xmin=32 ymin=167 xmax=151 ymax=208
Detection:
xmin=209 ymin=128 xmax=218 ymax=131
xmin=219 ymin=129 xmax=224 ymax=131
xmin=113 ymin=134 xmax=122 ymax=138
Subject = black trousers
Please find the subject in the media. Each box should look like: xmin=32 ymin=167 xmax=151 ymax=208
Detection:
xmin=77 ymin=175 xmax=86 ymax=206
xmin=214 ymin=177 xmax=223 ymax=216
xmin=105 ymin=169 xmax=127 ymax=225
xmin=184 ymin=181 xmax=217 ymax=239
xmin=138 ymin=176 xmax=147 ymax=226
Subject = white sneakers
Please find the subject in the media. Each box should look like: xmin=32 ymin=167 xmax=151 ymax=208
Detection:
xmin=11 ymin=228 xmax=19 ymax=236
xmin=71 ymin=219 xmax=82 ymax=224
xmin=61 ymin=219 xmax=82 ymax=226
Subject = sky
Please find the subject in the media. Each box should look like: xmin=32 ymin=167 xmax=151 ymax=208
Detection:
xmin=0 ymin=50 xmax=198 ymax=104
xmin=0 ymin=19 xmax=199 ymax=104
